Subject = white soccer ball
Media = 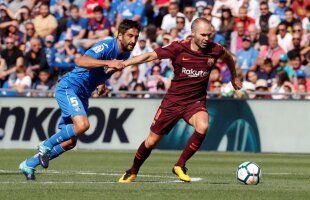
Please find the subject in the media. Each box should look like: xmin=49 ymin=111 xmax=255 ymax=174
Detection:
xmin=236 ymin=161 xmax=261 ymax=185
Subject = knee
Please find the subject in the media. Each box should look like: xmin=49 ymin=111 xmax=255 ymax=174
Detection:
xmin=144 ymin=137 xmax=159 ymax=149
xmin=195 ymin=122 xmax=208 ymax=134
xmin=74 ymin=120 xmax=90 ymax=134
xmin=63 ymin=138 xmax=77 ymax=150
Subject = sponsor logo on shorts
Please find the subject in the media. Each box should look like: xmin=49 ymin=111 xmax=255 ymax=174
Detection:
xmin=182 ymin=67 xmax=210 ymax=77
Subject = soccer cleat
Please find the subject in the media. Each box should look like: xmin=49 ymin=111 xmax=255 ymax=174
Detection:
xmin=172 ymin=166 xmax=191 ymax=182
xmin=118 ymin=170 xmax=137 ymax=183
xmin=38 ymin=142 xmax=51 ymax=168
xmin=19 ymin=160 xmax=35 ymax=181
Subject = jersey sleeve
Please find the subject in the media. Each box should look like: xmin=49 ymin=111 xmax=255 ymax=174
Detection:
xmin=134 ymin=1 xmax=145 ymax=17
xmin=154 ymin=41 xmax=180 ymax=60
xmin=84 ymin=41 xmax=111 ymax=59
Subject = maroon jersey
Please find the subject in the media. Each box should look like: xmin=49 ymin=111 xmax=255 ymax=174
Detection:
xmin=154 ymin=39 xmax=225 ymax=105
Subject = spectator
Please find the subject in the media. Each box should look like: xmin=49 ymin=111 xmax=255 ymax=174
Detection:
xmin=255 ymin=2 xmax=280 ymax=35
xmin=209 ymin=66 xmax=222 ymax=90
xmin=212 ymin=0 xmax=238 ymax=19
xmin=155 ymin=80 xmax=166 ymax=97
xmin=8 ymin=0 xmax=28 ymax=13
xmin=5 ymin=20 xmax=24 ymax=46
xmin=277 ymin=54 xmax=294 ymax=80
xmin=175 ymin=16 xmax=189 ymax=40
xmin=219 ymin=7 xmax=235 ymax=44
xmin=118 ymin=85 xmax=130 ymax=98
xmin=247 ymin=24 xmax=268 ymax=51
xmin=236 ymin=35 xmax=259 ymax=73
xmin=33 ymin=3 xmax=58 ymax=37
xmin=44 ymin=35 xmax=57 ymax=68
xmin=8 ymin=65 xmax=32 ymax=96
xmin=81 ymin=0 xmax=105 ymax=19
xmin=85 ymin=5 xmax=111 ymax=49
xmin=257 ymin=58 xmax=277 ymax=86
xmin=245 ymin=70 xmax=258 ymax=85
xmin=274 ymin=0 xmax=288 ymax=21
xmin=115 ymin=0 xmax=145 ymax=29
xmin=104 ymin=0 xmax=118 ymax=26
xmin=235 ymin=6 xmax=255 ymax=32
xmin=288 ymin=23 xmax=308 ymax=52
xmin=201 ymin=6 xmax=221 ymax=31
xmin=209 ymin=80 xmax=222 ymax=99
xmin=292 ymin=0 xmax=310 ymax=20
xmin=237 ymin=0 xmax=260 ymax=20
xmin=194 ymin=0 xmax=214 ymax=16
xmin=288 ymin=32 xmax=302 ymax=53
xmin=50 ymin=0 xmax=70 ymax=20
xmin=210 ymin=25 xmax=225 ymax=46
xmin=132 ymin=82 xmax=147 ymax=98
xmin=257 ymin=34 xmax=285 ymax=68
xmin=0 ymin=37 xmax=24 ymax=86
xmin=124 ymin=65 xmax=144 ymax=90
xmin=24 ymin=38 xmax=49 ymax=79
xmin=109 ymin=70 xmax=126 ymax=92
xmin=277 ymin=22 xmax=292 ymax=53
xmin=31 ymin=69 xmax=54 ymax=97
xmin=22 ymin=22 xmax=39 ymax=53
xmin=230 ymin=21 xmax=245 ymax=54
xmin=302 ymin=5 xmax=310 ymax=34
xmin=55 ymin=33 xmax=77 ymax=68
xmin=183 ymin=5 xmax=197 ymax=32
xmin=145 ymin=65 xmax=168 ymax=92
xmin=295 ymin=83 xmax=310 ymax=100
xmin=161 ymin=2 xmax=184 ymax=33
xmin=15 ymin=6 xmax=32 ymax=34
xmin=215 ymin=58 xmax=231 ymax=83
xmin=255 ymin=79 xmax=271 ymax=99
xmin=283 ymin=81 xmax=295 ymax=100
xmin=132 ymin=35 xmax=153 ymax=80
xmin=271 ymin=70 xmax=290 ymax=99
xmin=294 ymin=69 xmax=310 ymax=92
xmin=284 ymin=8 xmax=300 ymax=34
xmin=29 ymin=0 xmax=49 ymax=18
xmin=66 ymin=4 xmax=89 ymax=49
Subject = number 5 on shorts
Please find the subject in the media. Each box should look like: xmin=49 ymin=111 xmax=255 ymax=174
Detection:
xmin=70 ymin=97 xmax=79 ymax=107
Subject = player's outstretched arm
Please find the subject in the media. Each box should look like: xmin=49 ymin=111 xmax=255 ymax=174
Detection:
xmin=75 ymin=55 xmax=124 ymax=70
xmin=221 ymin=49 xmax=242 ymax=90
xmin=123 ymin=51 xmax=158 ymax=67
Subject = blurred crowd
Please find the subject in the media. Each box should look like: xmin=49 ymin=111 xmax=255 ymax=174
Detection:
xmin=0 ymin=0 xmax=309 ymax=99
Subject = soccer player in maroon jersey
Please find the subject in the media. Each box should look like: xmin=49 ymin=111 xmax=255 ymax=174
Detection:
xmin=118 ymin=17 xmax=242 ymax=183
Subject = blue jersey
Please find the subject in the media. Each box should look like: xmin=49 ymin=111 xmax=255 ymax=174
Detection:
xmin=59 ymin=37 xmax=130 ymax=98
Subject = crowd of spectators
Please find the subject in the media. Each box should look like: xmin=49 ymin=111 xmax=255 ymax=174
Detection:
xmin=0 ymin=0 xmax=309 ymax=100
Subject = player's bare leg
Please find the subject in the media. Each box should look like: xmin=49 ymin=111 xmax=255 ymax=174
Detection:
xmin=38 ymin=116 xmax=89 ymax=168
xmin=173 ymin=111 xmax=209 ymax=182
xmin=119 ymin=131 xmax=163 ymax=183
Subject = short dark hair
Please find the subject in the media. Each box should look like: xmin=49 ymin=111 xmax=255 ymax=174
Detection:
xmin=40 ymin=3 xmax=50 ymax=9
xmin=285 ymin=8 xmax=293 ymax=13
xmin=118 ymin=19 xmax=141 ymax=35
xmin=94 ymin=5 xmax=103 ymax=13
xmin=264 ymin=58 xmax=272 ymax=66
xmin=69 ymin=4 xmax=79 ymax=11
xmin=191 ymin=17 xmax=211 ymax=30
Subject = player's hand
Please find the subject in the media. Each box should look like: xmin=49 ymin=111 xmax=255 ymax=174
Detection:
xmin=96 ymin=84 xmax=109 ymax=96
xmin=107 ymin=60 xmax=125 ymax=70
xmin=231 ymin=77 xmax=242 ymax=90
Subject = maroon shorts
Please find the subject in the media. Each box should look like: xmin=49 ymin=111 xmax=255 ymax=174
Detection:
xmin=150 ymin=99 xmax=208 ymax=135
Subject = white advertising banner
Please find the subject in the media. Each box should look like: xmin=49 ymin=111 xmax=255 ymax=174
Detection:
xmin=0 ymin=98 xmax=310 ymax=153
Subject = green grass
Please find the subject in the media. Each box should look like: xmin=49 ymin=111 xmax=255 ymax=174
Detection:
xmin=0 ymin=150 xmax=309 ymax=200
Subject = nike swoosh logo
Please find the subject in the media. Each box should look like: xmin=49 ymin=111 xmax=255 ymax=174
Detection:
xmin=182 ymin=57 xmax=190 ymax=61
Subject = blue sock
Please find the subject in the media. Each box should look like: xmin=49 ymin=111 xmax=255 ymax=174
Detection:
xmin=50 ymin=144 xmax=65 ymax=160
xmin=26 ymin=154 xmax=40 ymax=168
xmin=44 ymin=124 xmax=77 ymax=149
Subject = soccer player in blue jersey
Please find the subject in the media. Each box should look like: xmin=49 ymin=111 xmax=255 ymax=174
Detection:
xmin=19 ymin=19 xmax=141 ymax=180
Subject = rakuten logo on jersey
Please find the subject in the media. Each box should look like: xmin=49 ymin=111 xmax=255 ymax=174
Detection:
xmin=182 ymin=67 xmax=210 ymax=77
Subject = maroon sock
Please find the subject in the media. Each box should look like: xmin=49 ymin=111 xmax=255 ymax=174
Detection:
xmin=130 ymin=141 xmax=152 ymax=174
xmin=175 ymin=131 xmax=206 ymax=167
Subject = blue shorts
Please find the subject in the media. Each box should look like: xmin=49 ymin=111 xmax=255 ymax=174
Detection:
xmin=55 ymin=82 xmax=88 ymax=128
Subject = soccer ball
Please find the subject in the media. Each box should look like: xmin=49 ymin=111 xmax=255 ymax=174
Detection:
xmin=236 ymin=161 xmax=261 ymax=185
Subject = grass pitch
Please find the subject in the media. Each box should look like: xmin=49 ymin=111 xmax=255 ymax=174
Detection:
xmin=0 ymin=150 xmax=309 ymax=200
